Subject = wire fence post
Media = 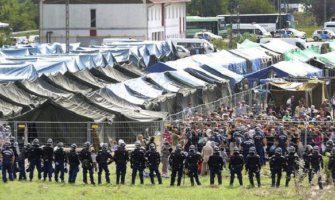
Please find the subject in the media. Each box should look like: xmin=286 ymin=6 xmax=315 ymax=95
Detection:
xmin=13 ymin=121 xmax=18 ymax=142
xmin=87 ymin=122 xmax=92 ymax=144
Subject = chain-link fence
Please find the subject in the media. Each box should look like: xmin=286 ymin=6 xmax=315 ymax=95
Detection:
xmin=167 ymin=84 xmax=268 ymax=121
xmin=1 ymin=121 xmax=163 ymax=149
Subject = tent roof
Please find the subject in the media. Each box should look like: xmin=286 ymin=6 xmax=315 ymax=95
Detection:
xmin=261 ymin=40 xmax=298 ymax=54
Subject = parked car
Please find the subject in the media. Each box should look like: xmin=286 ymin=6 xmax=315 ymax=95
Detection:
xmin=194 ymin=31 xmax=222 ymax=41
xmin=274 ymin=28 xmax=306 ymax=40
xmin=175 ymin=45 xmax=190 ymax=58
xmin=312 ymin=29 xmax=335 ymax=41
xmin=170 ymin=38 xmax=216 ymax=54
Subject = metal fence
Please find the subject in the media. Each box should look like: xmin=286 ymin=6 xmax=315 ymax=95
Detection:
xmin=167 ymin=84 xmax=267 ymax=121
xmin=0 ymin=121 xmax=163 ymax=149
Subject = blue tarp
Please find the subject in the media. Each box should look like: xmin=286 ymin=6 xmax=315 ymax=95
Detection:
xmin=244 ymin=61 xmax=323 ymax=83
xmin=145 ymin=62 xmax=177 ymax=73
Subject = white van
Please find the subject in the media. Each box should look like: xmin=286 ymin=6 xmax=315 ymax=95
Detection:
xmin=232 ymin=24 xmax=271 ymax=38
xmin=324 ymin=22 xmax=335 ymax=32
xmin=259 ymin=38 xmax=310 ymax=50
xmin=169 ymin=38 xmax=216 ymax=54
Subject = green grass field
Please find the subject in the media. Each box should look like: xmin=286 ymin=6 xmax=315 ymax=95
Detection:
xmin=0 ymin=164 xmax=334 ymax=200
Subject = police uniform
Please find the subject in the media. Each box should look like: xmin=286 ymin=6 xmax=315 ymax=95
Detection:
xmin=285 ymin=147 xmax=299 ymax=187
xmin=229 ymin=149 xmax=244 ymax=186
xmin=96 ymin=146 xmax=113 ymax=184
xmin=42 ymin=144 xmax=54 ymax=181
xmin=114 ymin=144 xmax=129 ymax=184
xmin=145 ymin=145 xmax=162 ymax=184
xmin=328 ymin=147 xmax=335 ymax=185
xmin=67 ymin=144 xmax=80 ymax=184
xmin=1 ymin=143 xmax=14 ymax=182
xmin=276 ymin=131 xmax=288 ymax=155
xmin=130 ymin=145 xmax=146 ymax=185
xmin=169 ymin=146 xmax=186 ymax=186
xmin=208 ymin=147 xmax=224 ymax=185
xmin=185 ymin=145 xmax=202 ymax=186
xmin=269 ymin=148 xmax=286 ymax=187
xmin=241 ymin=138 xmax=255 ymax=160
xmin=253 ymin=129 xmax=265 ymax=165
xmin=10 ymin=142 xmax=18 ymax=180
xmin=310 ymin=146 xmax=324 ymax=189
xmin=302 ymin=145 xmax=312 ymax=183
xmin=54 ymin=144 xmax=67 ymax=182
xmin=79 ymin=143 xmax=95 ymax=185
xmin=245 ymin=148 xmax=261 ymax=187
xmin=28 ymin=140 xmax=43 ymax=181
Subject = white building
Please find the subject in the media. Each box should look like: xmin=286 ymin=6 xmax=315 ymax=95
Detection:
xmin=40 ymin=0 xmax=190 ymax=46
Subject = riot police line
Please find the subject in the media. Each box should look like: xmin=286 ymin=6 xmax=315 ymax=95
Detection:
xmin=1 ymin=134 xmax=335 ymax=189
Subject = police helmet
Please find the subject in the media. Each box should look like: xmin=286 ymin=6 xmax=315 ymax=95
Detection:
xmin=305 ymin=145 xmax=313 ymax=152
xmin=244 ymin=132 xmax=251 ymax=139
xmin=32 ymin=138 xmax=39 ymax=146
xmin=185 ymin=127 xmax=191 ymax=132
xmin=9 ymin=136 xmax=15 ymax=144
xmin=176 ymin=144 xmax=182 ymax=151
xmin=83 ymin=141 xmax=90 ymax=149
xmin=3 ymin=141 xmax=11 ymax=149
xmin=288 ymin=146 xmax=295 ymax=154
xmin=118 ymin=139 xmax=125 ymax=146
xmin=313 ymin=146 xmax=319 ymax=153
xmin=57 ymin=142 xmax=64 ymax=148
xmin=213 ymin=127 xmax=219 ymax=132
xmin=47 ymin=138 xmax=53 ymax=146
xmin=71 ymin=143 xmax=77 ymax=150
xmin=275 ymin=147 xmax=282 ymax=155
xmin=214 ymin=146 xmax=220 ymax=153
xmin=233 ymin=147 xmax=239 ymax=153
xmin=149 ymin=143 xmax=156 ymax=151
xmin=135 ymin=141 xmax=141 ymax=149
xmin=249 ymin=146 xmax=256 ymax=154
xmin=26 ymin=143 xmax=31 ymax=149
xmin=189 ymin=145 xmax=195 ymax=152
xmin=102 ymin=143 xmax=108 ymax=151
xmin=332 ymin=147 xmax=335 ymax=155
xmin=326 ymin=140 xmax=334 ymax=148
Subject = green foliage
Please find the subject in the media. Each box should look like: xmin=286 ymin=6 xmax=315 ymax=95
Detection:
xmin=0 ymin=0 xmax=38 ymax=32
xmin=239 ymin=0 xmax=276 ymax=14
xmin=187 ymin=0 xmax=226 ymax=16
xmin=212 ymin=32 xmax=257 ymax=50
xmin=300 ymin=0 xmax=335 ymax=25
xmin=0 ymin=29 xmax=12 ymax=46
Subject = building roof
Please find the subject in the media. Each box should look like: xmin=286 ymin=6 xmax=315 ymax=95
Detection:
xmin=43 ymin=0 xmax=190 ymax=4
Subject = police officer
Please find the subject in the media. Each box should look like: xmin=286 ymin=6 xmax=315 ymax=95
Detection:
xmin=208 ymin=146 xmax=224 ymax=185
xmin=270 ymin=148 xmax=286 ymax=188
xmin=185 ymin=145 xmax=202 ymax=186
xmin=79 ymin=141 xmax=95 ymax=185
xmin=302 ymin=145 xmax=313 ymax=183
xmin=310 ymin=146 xmax=324 ymax=189
xmin=253 ymin=126 xmax=266 ymax=165
xmin=67 ymin=144 xmax=80 ymax=184
xmin=54 ymin=142 xmax=67 ymax=183
xmin=285 ymin=146 xmax=299 ymax=187
xmin=1 ymin=141 xmax=14 ymax=183
xmin=28 ymin=138 xmax=43 ymax=181
xmin=130 ymin=142 xmax=146 ymax=185
xmin=145 ymin=143 xmax=162 ymax=184
xmin=114 ymin=140 xmax=129 ymax=185
xmin=17 ymin=143 xmax=27 ymax=181
xmin=229 ymin=147 xmax=244 ymax=186
xmin=275 ymin=127 xmax=288 ymax=155
xmin=324 ymin=140 xmax=334 ymax=155
xmin=96 ymin=143 xmax=113 ymax=184
xmin=42 ymin=138 xmax=54 ymax=181
xmin=328 ymin=147 xmax=335 ymax=185
xmin=241 ymin=133 xmax=255 ymax=160
xmin=245 ymin=146 xmax=261 ymax=188
xmin=9 ymin=137 xmax=18 ymax=179
xmin=169 ymin=144 xmax=186 ymax=186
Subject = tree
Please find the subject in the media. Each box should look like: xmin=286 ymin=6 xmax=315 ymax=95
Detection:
xmin=187 ymin=0 xmax=226 ymax=16
xmin=0 ymin=0 xmax=38 ymax=32
xmin=239 ymin=0 xmax=275 ymax=14
xmin=307 ymin=0 xmax=335 ymax=24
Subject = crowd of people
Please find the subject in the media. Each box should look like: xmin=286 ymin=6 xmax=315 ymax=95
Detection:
xmin=1 ymin=96 xmax=335 ymax=189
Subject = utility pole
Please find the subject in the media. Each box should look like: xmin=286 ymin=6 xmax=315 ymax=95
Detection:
xmin=39 ymin=0 xmax=43 ymax=43
xmin=65 ymin=0 xmax=70 ymax=53
xmin=237 ymin=1 xmax=240 ymax=37
xmin=324 ymin=0 xmax=327 ymax=23
xmin=278 ymin=0 xmax=282 ymax=29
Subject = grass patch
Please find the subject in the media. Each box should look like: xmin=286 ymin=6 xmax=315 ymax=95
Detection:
xmin=0 ymin=164 xmax=333 ymax=200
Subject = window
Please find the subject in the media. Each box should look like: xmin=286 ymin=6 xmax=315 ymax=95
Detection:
xmin=90 ymin=9 xmax=96 ymax=28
